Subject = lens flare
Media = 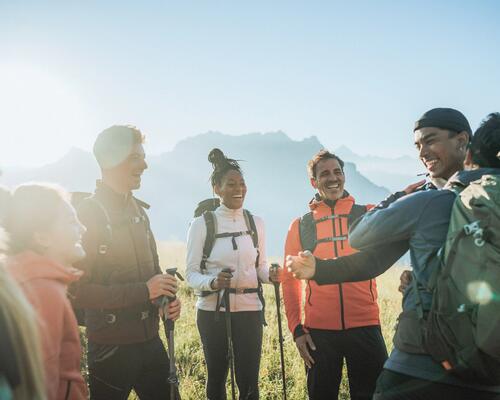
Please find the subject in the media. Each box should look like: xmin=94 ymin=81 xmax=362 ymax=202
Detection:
xmin=467 ymin=281 xmax=493 ymax=305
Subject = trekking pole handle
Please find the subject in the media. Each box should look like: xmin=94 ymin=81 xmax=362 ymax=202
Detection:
xmin=271 ymin=263 xmax=281 ymax=287
xmin=164 ymin=267 xmax=184 ymax=301
xmin=152 ymin=268 xmax=183 ymax=321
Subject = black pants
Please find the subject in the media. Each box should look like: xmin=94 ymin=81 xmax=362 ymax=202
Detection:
xmin=307 ymin=325 xmax=388 ymax=400
xmin=373 ymin=369 xmax=500 ymax=400
xmin=88 ymin=336 xmax=171 ymax=400
xmin=197 ymin=309 xmax=263 ymax=400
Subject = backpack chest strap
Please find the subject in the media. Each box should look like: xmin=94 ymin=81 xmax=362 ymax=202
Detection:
xmin=315 ymin=214 xmax=351 ymax=223
xmin=215 ymin=230 xmax=253 ymax=250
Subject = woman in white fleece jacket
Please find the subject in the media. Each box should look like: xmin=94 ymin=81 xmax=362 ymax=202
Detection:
xmin=186 ymin=148 xmax=279 ymax=400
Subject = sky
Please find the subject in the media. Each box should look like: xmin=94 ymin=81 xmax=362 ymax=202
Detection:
xmin=1 ymin=0 xmax=499 ymax=167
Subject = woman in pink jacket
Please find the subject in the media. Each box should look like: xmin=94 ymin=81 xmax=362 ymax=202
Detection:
xmin=2 ymin=183 xmax=88 ymax=400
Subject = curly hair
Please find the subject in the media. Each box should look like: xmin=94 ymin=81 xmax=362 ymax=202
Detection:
xmin=469 ymin=113 xmax=500 ymax=168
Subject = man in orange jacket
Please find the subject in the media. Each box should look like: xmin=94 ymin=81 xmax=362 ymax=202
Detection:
xmin=282 ymin=150 xmax=388 ymax=400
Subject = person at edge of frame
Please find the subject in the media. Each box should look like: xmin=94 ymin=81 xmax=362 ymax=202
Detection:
xmin=70 ymin=125 xmax=181 ymax=400
xmin=0 ymin=186 xmax=49 ymax=400
xmin=186 ymin=148 xmax=281 ymax=400
xmin=2 ymin=183 xmax=88 ymax=399
xmin=288 ymin=111 xmax=500 ymax=399
xmin=281 ymin=149 xmax=389 ymax=400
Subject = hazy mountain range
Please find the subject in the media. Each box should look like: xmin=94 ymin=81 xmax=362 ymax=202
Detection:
xmin=1 ymin=132 xmax=420 ymax=255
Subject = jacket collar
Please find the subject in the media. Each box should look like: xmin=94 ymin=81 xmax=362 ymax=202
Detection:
xmin=94 ymin=180 xmax=150 ymax=210
xmin=308 ymin=190 xmax=355 ymax=211
xmin=216 ymin=203 xmax=244 ymax=218
xmin=6 ymin=251 xmax=83 ymax=285
xmin=446 ymin=168 xmax=500 ymax=189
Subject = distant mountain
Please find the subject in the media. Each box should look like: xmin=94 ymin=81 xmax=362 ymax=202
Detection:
xmin=1 ymin=132 xmax=390 ymax=255
xmin=335 ymin=145 xmax=423 ymax=192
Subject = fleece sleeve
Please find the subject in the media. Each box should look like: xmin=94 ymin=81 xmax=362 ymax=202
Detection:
xmin=254 ymin=216 xmax=271 ymax=284
xmin=23 ymin=281 xmax=64 ymax=400
xmin=314 ymin=241 xmax=408 ymax=285
xmin=282 ymin=218 xmax=304 ymax=335
xmin=185 ymin=216 xmax=218 ymax=292
xmin=349 ymin=191 xmax=431 ymax=250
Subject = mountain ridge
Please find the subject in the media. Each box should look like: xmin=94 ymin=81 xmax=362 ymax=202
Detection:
xmin=1 ymin=132 xmax=391 ymax=254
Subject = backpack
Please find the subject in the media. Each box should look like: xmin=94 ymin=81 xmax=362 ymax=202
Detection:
xmin=299 ymin=203 xmax=367 ymax=252
xmin=423 ymin=174 xmax=500 ymax=384
xmin=193 ymin=198 xmax=266 ymax=324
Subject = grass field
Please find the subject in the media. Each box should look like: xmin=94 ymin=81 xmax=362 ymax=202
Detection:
xmin=80 ymin=241 xmax=404 ymax=399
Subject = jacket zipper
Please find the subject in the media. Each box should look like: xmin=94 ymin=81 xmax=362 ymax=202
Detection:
xmin=331 ymin=206 xmax=346 ymax=330
xmin=128 ymin=206 xmax=149 ymax=339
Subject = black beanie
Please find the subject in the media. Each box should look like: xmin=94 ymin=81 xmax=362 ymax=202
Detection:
xmin=470 ymin=113 xmax=500 ymax=168
xmin=414 ymin=108 xmax=472 ymax=137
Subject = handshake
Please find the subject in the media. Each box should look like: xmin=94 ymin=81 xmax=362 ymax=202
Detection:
xmin=286 ymin=251 xmax=316 ymax=280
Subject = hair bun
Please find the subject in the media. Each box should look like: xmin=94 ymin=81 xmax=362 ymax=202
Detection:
xmin=208 ymin=148 xmax=226 ymax=167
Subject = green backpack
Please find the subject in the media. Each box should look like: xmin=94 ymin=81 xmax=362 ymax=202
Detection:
xmin=424 ymin=174 xmax=500 ymax=384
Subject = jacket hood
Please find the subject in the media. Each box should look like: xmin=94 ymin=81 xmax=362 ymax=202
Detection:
xmin=308 ymin=191 xmax=355 ymax=211
xmin=446 ymin=168 xmax=500 ymax=189
xmin=7 ymin=251 xmax=83 ymax=285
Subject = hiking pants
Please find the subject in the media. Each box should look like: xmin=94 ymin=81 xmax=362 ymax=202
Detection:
xmin=87 ymin=336 xmax=171 ymax=400
xmin=307 ymin=325 xmax=387 ymax=400
xmin=197 ymin=309 xmax=263 ymax=400
xmin=373 ymin=369 xmax=500 ymax=400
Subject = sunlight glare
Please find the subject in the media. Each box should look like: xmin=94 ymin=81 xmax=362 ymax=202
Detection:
xmin=0 ymin=65 xmax=91 ymax=167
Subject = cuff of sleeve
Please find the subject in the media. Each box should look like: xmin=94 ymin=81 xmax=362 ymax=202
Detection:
xmin=293 ymin=324 xmax=306 ymax=340
xmin=202 ymin=276 xmax=217 ymax=292
xmin=131 ymin=283 xmax=151 ymax=304
xmin=313 ymin=258 xmax=334 ymax=285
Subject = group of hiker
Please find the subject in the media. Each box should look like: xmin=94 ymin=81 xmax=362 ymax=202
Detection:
xmin=0 ymin=107 xmax=499 ymax=400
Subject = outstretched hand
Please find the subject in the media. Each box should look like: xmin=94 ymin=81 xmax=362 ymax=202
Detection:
xmin=286 ymin=250 xmax=316 ymax=280
xmin=403 ymin=179 xmax=426 ymax=195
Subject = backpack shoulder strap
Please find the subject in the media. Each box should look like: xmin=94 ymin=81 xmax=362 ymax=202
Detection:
xmin=243 ymin=210 xmax=266 ymax=325
xmin=299 ymin=211 xmax=316 ymax=252
xmin=348 ymin=204 xmax=368 ymax=227
xmin=201 ymin=211 xmax=217 ymax=273
xmin=79 ymin=195 xmax=113 ymax=255
xmin=243 ymin=209 xmax=258 ymax=249
xmin=243 ymin=209 xmax=260 ymax=269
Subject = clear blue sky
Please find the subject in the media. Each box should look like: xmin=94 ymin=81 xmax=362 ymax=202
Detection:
xmin=1 ymin=0 xmax=499 ymax=167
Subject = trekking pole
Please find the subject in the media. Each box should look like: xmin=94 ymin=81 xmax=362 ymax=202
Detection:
xmin=271 ymin=263 xmax=287 ymax=400
xmin=159 ymin=268 xmax=184 ymax=400
xmin=221 ymin=267 xmax=237 ymax=400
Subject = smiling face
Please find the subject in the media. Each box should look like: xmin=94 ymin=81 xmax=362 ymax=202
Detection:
xmin=414 ymin=127 xmax=468 ymax=180
xmin=35 ymin=200 xmax=87 ymax=266
xmin=102 ymin=143 xmax=148 ymax=193
xmin=214 ymin=169 xmax=247 ymax=210
xmin=311 ymin=158 xmax=346 ymax=201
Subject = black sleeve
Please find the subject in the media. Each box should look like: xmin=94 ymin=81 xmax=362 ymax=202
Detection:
xmin=313 ymin=240 xmax=408 ymax=285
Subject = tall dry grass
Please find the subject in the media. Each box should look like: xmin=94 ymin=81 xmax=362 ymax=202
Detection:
xmin=80 ymin=241 xmax=405 ymax=399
